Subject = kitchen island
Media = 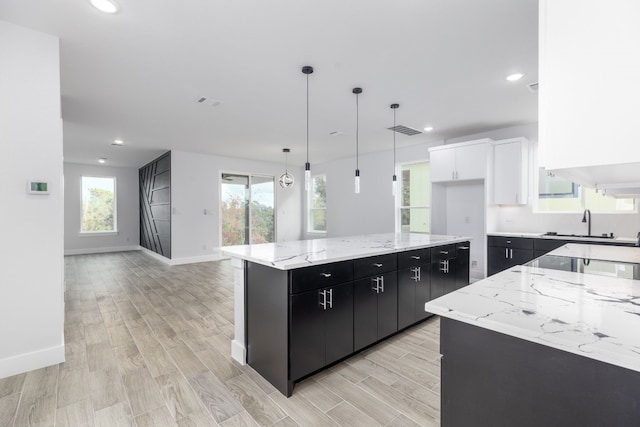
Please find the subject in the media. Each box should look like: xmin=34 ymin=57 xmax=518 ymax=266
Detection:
xmin=222 ymin=233 xmax=470 ymax=396
xmin=426 ymin=243 xmax=640 ymax=427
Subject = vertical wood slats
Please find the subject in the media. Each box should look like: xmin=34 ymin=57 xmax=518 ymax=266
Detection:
xmin=139 ymin=152 xmax=171 ymax=258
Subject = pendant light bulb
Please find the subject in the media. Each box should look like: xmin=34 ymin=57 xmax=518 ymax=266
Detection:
xmin=353 ymin=87 xmax=362 ymax=195
xmin=302 ymin=65 xmax=314 ymax=191
xmin=391 ymin=103 xmax=399 ymax=197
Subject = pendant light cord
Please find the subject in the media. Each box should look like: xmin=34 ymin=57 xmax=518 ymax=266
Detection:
xmin=393 ymin=108 xmax=396 ymax=168
xmin=356 ymin=92 xmax=359 ymax=170
xmin=306 ymin=73 xmax=309 ymax=164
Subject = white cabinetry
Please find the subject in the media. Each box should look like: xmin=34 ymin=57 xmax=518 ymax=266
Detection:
xmin=429 ymin=139 xmax=490 ymax=183
xmin=492 ymin=138 xmax=529 ymax=205
xmin=540 ymin=0 xmax=640 ymax=190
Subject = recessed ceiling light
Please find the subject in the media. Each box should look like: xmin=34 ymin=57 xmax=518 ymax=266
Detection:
xmin=112 ymin=139 xmax=124 ymax=146
xmin=424 ymin=126 xmax=434 ymax=132
xmin=506 ymin=73 xmax=524 ymax=82
xmin=90 ymin=0 xmax=119 ymax=14
xmin=98 ymin=158 xmax=107 ymax=164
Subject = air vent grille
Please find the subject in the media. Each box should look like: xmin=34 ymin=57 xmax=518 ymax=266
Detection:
xmin=388 ymin=125 xmax=422 ymax=136
xmin=527 ymin=82 xmax=539 ymax=93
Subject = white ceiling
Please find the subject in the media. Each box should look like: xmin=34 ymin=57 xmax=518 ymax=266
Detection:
xmin=0 ymin=0 xmax=538 ymax=168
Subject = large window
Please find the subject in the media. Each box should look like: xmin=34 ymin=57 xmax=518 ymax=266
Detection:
xmin=221 ymin=174 xmax=275 ymax=246
xmin=398 ymin=162 xmax=430 ymax=233
xmin=308 ymin=175 xmax=326 ymax=233
xmin=81 ymin=176 xmax=116 ymax=233
xmin=537 ymin=168 xmax=635 ymax=213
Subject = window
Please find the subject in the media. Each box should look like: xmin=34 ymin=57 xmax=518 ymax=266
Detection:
xmin=81 ymin=176 xmax=116 ymax=233
xmin=537 ymin=168 xmax=635 ymax=213
xmin=398 ymin=162 xmax=430 ymax=233
xmin=308 ymin=175 xmax=326 ymax=233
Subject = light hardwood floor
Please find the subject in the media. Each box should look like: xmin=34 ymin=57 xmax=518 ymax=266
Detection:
xmin=0 ymin=251 xmax=441 ymax=426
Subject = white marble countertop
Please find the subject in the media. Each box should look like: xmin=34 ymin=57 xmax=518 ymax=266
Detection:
xmin=488 ymin=231 xmax=636 ymax=245
xmin=221 ymin=233 xmax=470 ymax=270
xmin=425 ymin=243 xmax=640 ymax=372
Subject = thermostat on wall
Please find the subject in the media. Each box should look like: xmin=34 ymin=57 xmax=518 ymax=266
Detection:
xmin=28 ymin=180 xmax=50 ymax=194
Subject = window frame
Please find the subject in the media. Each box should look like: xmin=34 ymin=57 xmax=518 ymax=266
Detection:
xmin=308 ymin=174 xmax=327 ymax=234
xmin=395 ymin=160 xmax=431 ymax=233
xmin=79 ymin=175 xmax=118 ymax=235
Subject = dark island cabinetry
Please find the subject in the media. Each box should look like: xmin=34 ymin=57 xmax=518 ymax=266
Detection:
xmin=245 ymin=242 xmax=471 ymax=396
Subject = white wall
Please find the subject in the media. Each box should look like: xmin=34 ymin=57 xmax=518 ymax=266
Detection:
xmin=171 ymin=150 xmax=303 ymax=263
xmin=64 ymin=162 xmax=140 ymax=255
xmin=0 ymin=21 xmax=65 ymax=378
xmin=310 ymin=143 xmax=437 ymax=238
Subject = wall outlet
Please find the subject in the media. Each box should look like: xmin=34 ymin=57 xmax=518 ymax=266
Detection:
xmin=471 ymin=260 xmax=478 ymax=268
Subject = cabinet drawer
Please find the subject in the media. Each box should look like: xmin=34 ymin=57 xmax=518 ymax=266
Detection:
xmin=398 ymin=248 xmax=431 ymax=270
xmin=487 ymin=236 xmax=534 ymax=250
xmin=534 ymin=238 xmax=568 ymax=254
xmin=354 ymin=254 xmax=397 ymax=279
xmin=290 ymin=261 xmax=353 ymax=294
xmin=433 ymin=244 xmax=457 ymax=261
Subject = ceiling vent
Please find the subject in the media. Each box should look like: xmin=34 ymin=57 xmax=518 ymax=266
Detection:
xmin=195 ymin=96 xmax=222 ymax=107
xmin=527 ymin=82 xmax=539 ymax=93
xmin=388 ymin=125 xmax=422 ymax=136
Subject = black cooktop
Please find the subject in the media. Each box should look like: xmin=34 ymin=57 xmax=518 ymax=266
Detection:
xmin=527 ymin=255 xmax=640 ymax=280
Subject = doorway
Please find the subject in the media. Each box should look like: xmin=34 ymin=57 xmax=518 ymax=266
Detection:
xmin=220 ymin=173 xmax=275 ymax=246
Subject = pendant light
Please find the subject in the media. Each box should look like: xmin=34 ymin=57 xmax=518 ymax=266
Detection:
xmin=391 ymin=104 xmax=399 ymax=196
xmin=302 ymin=66 xmax=314 ymax=191
xmin=353 ymin=87 xmax=362 ymax=194
xmin=279 ymin=148 xmax=294 ymax=188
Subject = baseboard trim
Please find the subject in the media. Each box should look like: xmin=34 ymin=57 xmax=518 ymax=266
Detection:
xmin=0 ymin=344 xmax=65 ymax=380
xmin=64 ymin=245 xmax=141 ymax=256
xmin=231 ymin=339 xmax=246 ymax=365
xmin=169 ymin=251 xmax=228 ymax=266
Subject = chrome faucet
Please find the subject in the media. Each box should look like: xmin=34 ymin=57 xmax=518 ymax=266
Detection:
xmin=582 ymin=209 xmax=591 ymax=236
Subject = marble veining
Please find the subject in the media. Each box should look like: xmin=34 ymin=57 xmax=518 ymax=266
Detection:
xmin=426 ymin=243 xmax=640 ymax=373
xmin=221 ymin=233 xmax=470 ymax=270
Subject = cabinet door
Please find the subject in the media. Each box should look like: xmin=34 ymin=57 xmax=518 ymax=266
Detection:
xmin=430 ymin=148 xmax=456 ymax=182
xmin=442 ymin=259 xmax=457 ymax=296
xmin=397 ymin=268 xmax=416 ymax=330
xmin=354 ymin=277 xmax=379 ymax=351
xmin=431 ymin=262 xmax=445 ymax=300
xmin=510 ymin=248 xmax=535 ymax=266
xmin=414 ymin=265 xmax=431 ymax=322
xmin=325 ymin=282 xmax=354 ymax=366
xmin=377 ymin=273 xmax=398 ymax=340
xmin=487 ymin=246 xmax=511 ymax=276
xmin=493 ymin=140 xmax=527 ymax=205
xmin=456 ymin=143 xmax=487 ymax=181
xmin=290 ymin=289 xmax=326 ymax=380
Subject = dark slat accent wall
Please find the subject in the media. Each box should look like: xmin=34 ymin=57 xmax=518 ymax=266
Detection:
xmin=139 ymin=152 xmax=171 ymax=258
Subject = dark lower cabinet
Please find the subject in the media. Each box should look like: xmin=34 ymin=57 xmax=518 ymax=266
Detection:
xmin=455 ymin=243 xmax=470 ymax=290
xmin=354 ymin=272 xmax=397 ymax=351
xmin=432 ymin=244 xmax=457 ymax=300
xmin=290 ymin=282 xmax=353 ymax=381
xmin=487 ymin=236 xmax=535 ymax=276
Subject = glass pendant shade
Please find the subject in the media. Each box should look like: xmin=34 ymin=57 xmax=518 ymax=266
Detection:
xmin=392 ymin=174 xmax=397 ymax=196
xmin=279 ymin=148 xmax=294 ymax=189
xmin=355 ymin=169 xmax=361 ymax=194
xmin=305 ymin=162 xmax=311 ymax=191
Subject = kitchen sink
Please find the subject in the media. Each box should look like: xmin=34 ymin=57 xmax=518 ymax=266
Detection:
xmin=543 ymin=232 xmax=614 ymax=239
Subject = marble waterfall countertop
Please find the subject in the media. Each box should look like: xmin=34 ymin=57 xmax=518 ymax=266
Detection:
xmin=221 ymin=233 xmax=470 ymax=270
xmin=425 ymin=243 xmax=640 ymax=373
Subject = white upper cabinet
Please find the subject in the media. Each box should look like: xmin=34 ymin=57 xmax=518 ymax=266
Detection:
xmin=492 ymin=138 xmax=529 ymax=205
xmin=539 ymin=0 xmax=640 ymax=189
xmin=429 ymin=139 xmax=490 ymax=183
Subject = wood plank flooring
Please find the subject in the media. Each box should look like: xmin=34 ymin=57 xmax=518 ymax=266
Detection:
xmin=0 ymin=251 xmax=441 ymax=426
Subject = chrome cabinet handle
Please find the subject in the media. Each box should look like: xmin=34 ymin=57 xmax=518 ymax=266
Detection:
xmin=411 ymin=255 xmax=421 ymax=260
xmin=411 ymin=266 xmax=421 ymax=282
xmin=459 ymin=246 xmax=469 ymax=250
xmin=505 ymin=248 xmax=508 ymax=258
xmin=440 ymin=259 xmax=450 ymax=273
xmin=510 ymin=248 xmax=513 ymax=259
xmin=440 ymin=251 xmax=449 ymax=255
xmin=327 ymin=289 xmax=333 ymax=309
xmin=373 ymin=263 xmax=383 ymax=268
xmin=319 ymin=290 xmax=327 ymax=310
xmin=320 ymin=272 xmax=332 ymax=278
xmin=371 ymin=276 xmax=384 ymax=293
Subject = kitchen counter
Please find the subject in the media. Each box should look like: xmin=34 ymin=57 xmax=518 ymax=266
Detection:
xmin=222 ymin=232 xmax=470 ymax=396
xmin=488 ymin=231 xmax=637 ymax=245
xmin=221 ymin=232 xmax=470 ymax=269
xmin=427 ymin=243 xmax=640 ymax=426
